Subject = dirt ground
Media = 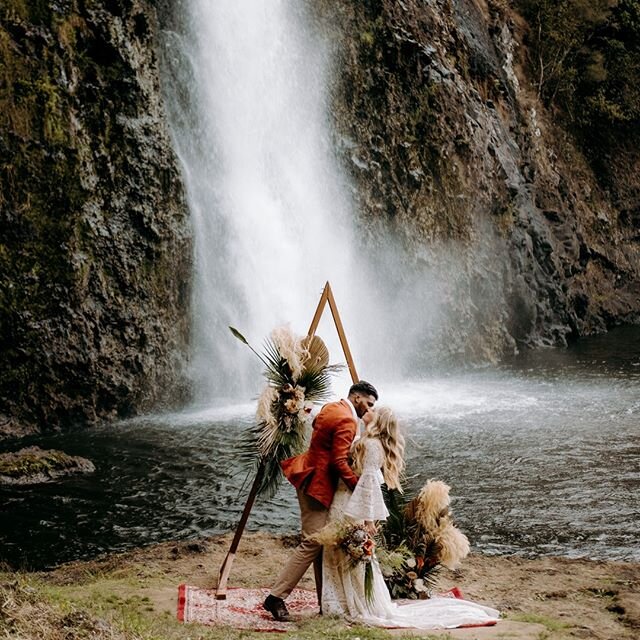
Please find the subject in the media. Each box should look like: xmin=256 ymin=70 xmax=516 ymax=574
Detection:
xmin=36 ymin=533 xmax=640 ymax=640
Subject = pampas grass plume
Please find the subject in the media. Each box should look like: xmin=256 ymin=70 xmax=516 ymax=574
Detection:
xmin=435 ymin=524 xmax=470 ymax=569
xmin=270 ymin=325 xmax=307 ymax=380
xmin=256 ymin=386 xmax=278 ymax=426
xmin=255 ymin=386 xmax=280 ymax=455
xmin=414 ymin=480 xmax=451 ymax=530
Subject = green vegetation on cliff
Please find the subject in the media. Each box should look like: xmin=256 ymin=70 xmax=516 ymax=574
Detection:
xmin=518 ymin=0 xmax=640 ymax=128
xmin=517 ymin=0 xmax=640 ymax=194
xmin=0 ymin=1 xmax=191 ymax=436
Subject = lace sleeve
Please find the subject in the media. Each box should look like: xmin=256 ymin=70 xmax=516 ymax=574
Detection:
xmin=343 ymin=439 xmax=389 ymax=521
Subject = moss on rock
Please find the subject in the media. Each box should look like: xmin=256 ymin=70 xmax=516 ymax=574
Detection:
xmin=0 ymin=446 xmax=95 ymax=484
xmin=0 ymin=1 xmax=191 ymax=437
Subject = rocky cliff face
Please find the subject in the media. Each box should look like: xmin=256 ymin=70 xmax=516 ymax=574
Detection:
xmin=320 ymin=0 xmax=640 ymax=363
xmin=0 ymin=0 xmax=191 ymax=438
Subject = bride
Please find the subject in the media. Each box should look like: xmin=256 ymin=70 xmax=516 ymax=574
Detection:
xmin=321 ymin=407 xmax=500 ymax=629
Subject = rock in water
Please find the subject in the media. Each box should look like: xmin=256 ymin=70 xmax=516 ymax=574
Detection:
xmin=0 ymin=446 xmax=95 ymax=485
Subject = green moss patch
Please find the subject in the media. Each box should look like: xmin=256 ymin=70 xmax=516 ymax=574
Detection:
xmin=0 ymin=446 xmax=94 ymax=484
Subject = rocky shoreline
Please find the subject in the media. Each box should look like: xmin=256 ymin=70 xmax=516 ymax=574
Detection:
xmin=1 ymin=533 xmax=638 ymax=639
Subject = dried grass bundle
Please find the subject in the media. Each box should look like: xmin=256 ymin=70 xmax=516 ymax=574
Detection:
xmin=380 ymin=478 xmax=470 ymax=597
xmin=230 ymin=324 xmax=342 ymax=498
xmin=270 ymin=325 xmax=307 ymax=380
xmin=412 ymin=480 xmax=451 ymax=531
xmin=256 ymin=386 xmax=278 ymax=427
xmin=434 ymin=522 xmax=470 ymax=569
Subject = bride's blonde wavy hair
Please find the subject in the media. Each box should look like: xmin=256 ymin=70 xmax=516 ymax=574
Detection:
xmin=351 ymin=406 xmax=405 ymax=491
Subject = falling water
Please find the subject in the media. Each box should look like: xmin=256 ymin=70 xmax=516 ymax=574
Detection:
xmin=160 ymin=1 xmax=369 ymax=401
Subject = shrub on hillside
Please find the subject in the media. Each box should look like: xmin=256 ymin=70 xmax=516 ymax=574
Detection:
xmin=517 ymin=0 xmax=640 ymax=139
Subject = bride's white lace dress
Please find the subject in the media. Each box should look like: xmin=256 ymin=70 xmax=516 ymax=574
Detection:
xmin=321 ymin=438 xmax=500 ymax=629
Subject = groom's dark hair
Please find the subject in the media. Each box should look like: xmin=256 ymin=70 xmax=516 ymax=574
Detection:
xmin=348 ymin=380 xmax=378 ymax=400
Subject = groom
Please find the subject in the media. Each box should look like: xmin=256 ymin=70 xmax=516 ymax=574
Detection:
xmin=263 ymin=380 xmax=379 ymax=622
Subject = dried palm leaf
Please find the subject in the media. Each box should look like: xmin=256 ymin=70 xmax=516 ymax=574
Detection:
xmin=301 ymin=335 xmax=330 ymax=371
xmin=230 ymin=325 xmax=342 ymax=499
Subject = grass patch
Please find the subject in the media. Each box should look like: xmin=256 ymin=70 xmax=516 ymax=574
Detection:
xmin=0 ymin=570 xmax=449 ymax=640
xmin=509 ymin=612 xmax=570 ymax=632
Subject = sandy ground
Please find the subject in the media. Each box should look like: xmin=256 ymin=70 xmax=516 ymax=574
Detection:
xmin=38 ymin=533 xmax=640 ymax=640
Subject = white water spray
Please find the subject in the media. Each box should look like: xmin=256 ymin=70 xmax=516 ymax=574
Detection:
xmin=160 ymin=0 xmax=453 ymax=404
xmin=161 ymin=1 xmax=370 ymax=400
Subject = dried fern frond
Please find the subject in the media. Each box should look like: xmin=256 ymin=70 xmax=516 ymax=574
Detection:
xmin=230 ymin=325 xmax=342 ymax=499
xmin=239 ymin=420 xmax=309 ymax=499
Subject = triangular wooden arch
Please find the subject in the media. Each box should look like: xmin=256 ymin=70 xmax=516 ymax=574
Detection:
xmin=215 ymin=281 xmax=359 ymax=599
xmin=306 ymin=281 xmax=359 ymax=384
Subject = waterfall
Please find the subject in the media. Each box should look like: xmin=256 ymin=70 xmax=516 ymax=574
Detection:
xmin=160 ymin=1 xmax=367 ymax=401
xmin=159 ymin=1 xmax=446 ymax=404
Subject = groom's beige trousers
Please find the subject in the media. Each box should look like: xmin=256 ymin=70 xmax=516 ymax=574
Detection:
xmin=270 ymin=488 xmax=329 ymax=602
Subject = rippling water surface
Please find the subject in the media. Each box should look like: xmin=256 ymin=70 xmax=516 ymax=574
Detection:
xmin=1 ymin=327 xmax=639 ymax=569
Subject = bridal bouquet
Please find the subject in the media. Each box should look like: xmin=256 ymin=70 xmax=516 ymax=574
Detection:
xmin=339 ymin=523 xmax=376 ymax=568
xmin=313 ymin=519 xmax=375 ymax=602
xmin=230 ymin=325 xmax=342 ymax=498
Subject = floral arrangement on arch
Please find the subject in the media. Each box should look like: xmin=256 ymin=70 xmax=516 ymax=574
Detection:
xmin=378 ymin=480 xmax=470 ymax=599
xmin=230 ymin=325 xmax=342 ymax=498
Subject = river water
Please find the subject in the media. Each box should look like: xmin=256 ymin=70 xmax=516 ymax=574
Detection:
xmin=1 ymin=326 xmax=638 ymax=569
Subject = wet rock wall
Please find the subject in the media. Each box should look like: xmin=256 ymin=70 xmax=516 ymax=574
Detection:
xmin=321 ymin=0 xmax=640 ymax=363
xmin=0 ymin=0 xmax=191 ymax=438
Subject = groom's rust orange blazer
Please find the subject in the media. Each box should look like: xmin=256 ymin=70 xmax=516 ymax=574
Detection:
xmin=281 ymin=399 xmax=359 ymax=509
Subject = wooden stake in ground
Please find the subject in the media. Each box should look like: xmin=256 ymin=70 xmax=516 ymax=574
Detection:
xmin=215 ymin=281 xmax=358 ymax=599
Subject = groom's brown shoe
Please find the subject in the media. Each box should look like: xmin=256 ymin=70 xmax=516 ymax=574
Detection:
xmin=263 ymin=594 xmax=291 ymax=622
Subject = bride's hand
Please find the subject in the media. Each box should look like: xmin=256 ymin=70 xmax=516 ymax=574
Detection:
xmin=364 ymin=520 xmax=377 ymax=536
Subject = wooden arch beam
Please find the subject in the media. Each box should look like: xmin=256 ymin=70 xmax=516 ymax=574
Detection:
xmin=307 ymin=281 xmax=359 ymax=384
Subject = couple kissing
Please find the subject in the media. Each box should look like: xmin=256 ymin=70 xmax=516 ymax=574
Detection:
xmin=263 ymin=380 xmax=500 ymax=630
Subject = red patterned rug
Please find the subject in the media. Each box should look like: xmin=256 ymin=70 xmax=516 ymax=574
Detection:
xmin=177 ymin=586 xmax=318 ymax=632
xmin=176 ymin=585 xmax=485 ymax=632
